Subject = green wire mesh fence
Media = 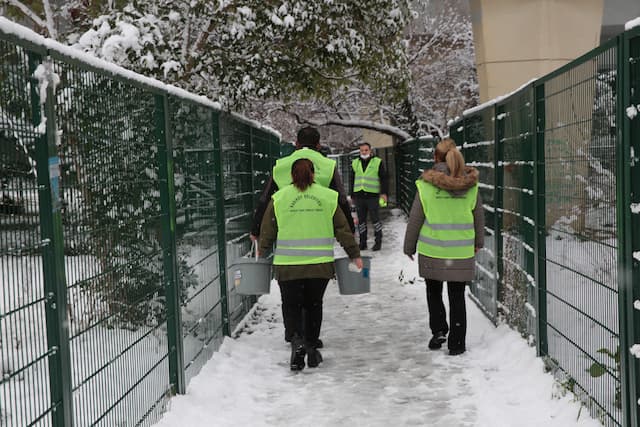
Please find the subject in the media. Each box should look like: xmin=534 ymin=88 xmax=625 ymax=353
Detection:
xmin=0 ymin=21 xmax=283 ymax=427
xmin=397 ymin=26 xmax=640 ymax=427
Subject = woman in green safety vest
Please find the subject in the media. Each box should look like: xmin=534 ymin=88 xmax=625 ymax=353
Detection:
xmin=259 ymin=158 xmax=363 ymax=371
xmin=402 ymin=138 xmax=484 ymax=356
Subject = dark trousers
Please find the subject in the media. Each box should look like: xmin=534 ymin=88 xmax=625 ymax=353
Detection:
xmin=354 ymin=197 xmax=382 ymax=244
xmin=279 ymin=278 xmax=329 ymax=345
xmin=425 ymin=280 xmax=467 ymax=351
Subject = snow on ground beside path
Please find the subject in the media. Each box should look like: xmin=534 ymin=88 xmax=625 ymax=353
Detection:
xmin=156 ymin=211 xmax=600 ymax=427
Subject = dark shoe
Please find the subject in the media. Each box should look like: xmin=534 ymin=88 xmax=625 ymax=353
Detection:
xmin=290 ymin=342 xmax=306 ymax=371
xmin=373 ymin=230 xmax=382 ymax=251
xmin=428 ymin=331 xmax=447 ymax=350
xmin=449 ymin=348 xmax=466 ymax=356
xmin=314 ymin=338 xmax=323 ymax=349
xmin=307 ymin=348 xmax=323 ymax=368
xmin=359 ymin=242 xmax=368 ymax=250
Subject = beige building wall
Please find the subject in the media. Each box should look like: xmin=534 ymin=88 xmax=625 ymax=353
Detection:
xmin=362 ymin=129 xmax=393 ymax=150
xmin=470 ymin=0 xmax=604 ymax=102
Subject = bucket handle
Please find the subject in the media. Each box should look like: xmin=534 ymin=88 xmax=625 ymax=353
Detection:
xmin=251 ymin=239 xmax=259 ymax=261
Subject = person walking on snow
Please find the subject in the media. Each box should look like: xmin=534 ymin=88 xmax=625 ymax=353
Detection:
xmin=350 ymin=142 xmax=388 ymax=251
xmin=258 ymin=159 xmax=362 ymax=371
xmin=251 ymin=126 xmax=355 ymax=347
xmin=403 ymin=138 xmax=484 ymax=356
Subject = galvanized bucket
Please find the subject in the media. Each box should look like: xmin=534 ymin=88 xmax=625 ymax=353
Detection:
xmin=229 ymin=241 xmax=272 ymax=295
xmin=334 ymin=256 xmax=371 ymax=295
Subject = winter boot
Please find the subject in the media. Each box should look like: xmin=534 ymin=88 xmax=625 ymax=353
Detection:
xmin=428 ymin=331 xmax=447 ymax=350
xmin=359 ymin=233 xmax=368 ymax=250
xmin=290 ymin=337 xmax=306 ymax=371
xmin=306 ymin=342 xmax=323 ymax=368
xmin=372 ymin=230 xmax=382 ymax=251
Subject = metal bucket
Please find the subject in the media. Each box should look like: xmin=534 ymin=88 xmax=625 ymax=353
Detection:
xmin=228 ymin=243 xmax=272 ymax=295
xmin=334 ymin=256 xmax=371 ymax=295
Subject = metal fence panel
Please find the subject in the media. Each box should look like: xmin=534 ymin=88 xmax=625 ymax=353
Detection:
xmin=623 ymin=25 xmax=640 ymax=427
xmin=497 ymin=88 xmax=536 ymax=338
xmin=538 ymin=41 xmax=620 ymax=426
xmin=169 ymin=99 xmax=224 ymax=387
xmin=49 ymin=53 xmax=172 ymax=426
xmin=0 ymin=22 xmax=280 ymax=426
xmin=460 ymin=110 xmax=499 ymax=321
xmin=219 ymin=115 xmax=256 ymax=331
xmin=395 ymin=137 xmax=435 ymax=215
xmin=0 ymin=37 xmax=57 ymax=427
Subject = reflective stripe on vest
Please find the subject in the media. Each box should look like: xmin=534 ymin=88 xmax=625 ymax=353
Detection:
xmin=415 ymin=179 xmax=478 ymax=259
xmin=352 ymin=157 xmax=381 ymax=193
xmin=273 ymin=148 xmax=336 ymax=189
xmin=272 ymin=183 xmax=338 ymax=265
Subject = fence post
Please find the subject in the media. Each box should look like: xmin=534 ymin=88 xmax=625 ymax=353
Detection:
xmin=155 ymin=94 xmax=186 ymax=395
xmin=212 ymin=111 xmax=231 ymax=337
xmin=618 ymin=30 xmax=640 ymax=427
xmin=494 ymin=105 xmax=505 ymax=308
xmin=31 ymin=54 xmax=74 ymax=427
xmin=248 ymin=127 xmax=258 ymax=307
xmin=533 ymin=82 xmax=548 ymax=357
xmin=394 ymin=142 xmax=401 ymax=212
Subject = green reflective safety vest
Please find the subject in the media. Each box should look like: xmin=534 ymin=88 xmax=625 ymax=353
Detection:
xmin=272 ymin=183 xmax=338 ymax=265
xmin=272 ymin=148 xmax=336 ymax=189
xmin=415 ymin=179 xmax=478 ymax=259
xmin=352 ymin=157 xmax=381 ymax=193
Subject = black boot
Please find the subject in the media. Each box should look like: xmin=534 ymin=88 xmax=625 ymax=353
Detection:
xmin=372 ymin=231 xmax=382 ymax=251
xmin=359 ymin=233 xmax=367 ymax=250
xmin=306 ymin=342 xmax=323 ymax=368
xmin=428 ymin=331 xmax=447 ymax=350
xmin=290 ymin=337 xmax=306 ymax=371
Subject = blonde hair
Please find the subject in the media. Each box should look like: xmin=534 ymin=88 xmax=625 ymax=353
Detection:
xmin=434 ymin=138 xmax=465 ymax=178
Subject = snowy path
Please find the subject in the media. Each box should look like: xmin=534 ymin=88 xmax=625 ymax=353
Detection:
xmin=156 ymin=213 xmax=599 ymax=427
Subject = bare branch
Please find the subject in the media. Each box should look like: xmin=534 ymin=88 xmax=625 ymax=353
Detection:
xmin=5 ymin=0 xmax=46 ymax=30
xmin=290 ymin=111 xmax=411 ymax=141
xmin=180 ymin=19 xmax=191 ymax=64
xmin=41 ymin=0 xmax=57 ymax=39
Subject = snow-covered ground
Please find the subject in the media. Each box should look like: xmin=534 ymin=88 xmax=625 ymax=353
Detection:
xmin=155 ymin=211 xmax=601 ymax=427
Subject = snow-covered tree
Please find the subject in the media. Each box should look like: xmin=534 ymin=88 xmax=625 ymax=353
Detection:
xmin=4 ymin=1 xmax=477 ymax=143
xmin=62 ymin=1 xmax=412 ymax=107
xmin=245 ymin=0 xmax=478 ymax=144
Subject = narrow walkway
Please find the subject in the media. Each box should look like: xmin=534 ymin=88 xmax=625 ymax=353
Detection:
xmin=157 ymin=212 xmax=599 ymax=427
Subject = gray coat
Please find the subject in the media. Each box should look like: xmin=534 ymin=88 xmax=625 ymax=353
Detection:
xmin=403 ymin=163 xmax=484 ymax=282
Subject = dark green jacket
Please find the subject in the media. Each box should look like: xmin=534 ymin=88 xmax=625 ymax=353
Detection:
xmin=259 ymin=199 xmax=360 ymax=281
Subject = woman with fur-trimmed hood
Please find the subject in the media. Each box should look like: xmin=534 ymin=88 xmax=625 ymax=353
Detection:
xmin=403 ymin=138 xmax=484 ymax=356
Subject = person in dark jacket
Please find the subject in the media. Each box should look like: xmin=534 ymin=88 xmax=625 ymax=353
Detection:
xmin=349 ymin=142 xmax=388 ymax=251
xmin=251 ymin=126 xmax=355 ymax=346
xmin=403 ymin=138 xmax=484 ymax=356
xmin=259 ymin=159 xmax=362 ymax=371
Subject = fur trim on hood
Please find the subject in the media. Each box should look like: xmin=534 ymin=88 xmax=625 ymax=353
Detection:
xmin=421 ymin=163 xmax=479 ymax=195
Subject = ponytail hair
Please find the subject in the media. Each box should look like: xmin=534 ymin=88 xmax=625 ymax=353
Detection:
xmin=291 ymin=158 xmax=315 ymax=190
xmin=434 ymin=138 xmax=465 ymax=178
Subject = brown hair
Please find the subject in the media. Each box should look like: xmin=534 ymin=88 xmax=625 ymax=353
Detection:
xmin=434 ymin=138 xmax=465 ymax=178
xmin=291 ymin=158 xmax=315 ymax=190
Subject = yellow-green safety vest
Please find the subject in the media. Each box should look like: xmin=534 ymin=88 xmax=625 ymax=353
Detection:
xmin=352 ymin=157 xmax=381 ymax=193
xmin=273 ymin=148 xmax=336 ymax=189
xmin=415 ymin=179 xmax=478 ymax=259
xmin=272 ymin=183 xmax=338 ymax=265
